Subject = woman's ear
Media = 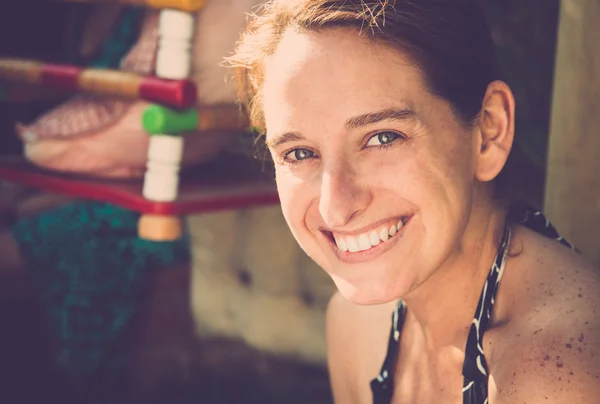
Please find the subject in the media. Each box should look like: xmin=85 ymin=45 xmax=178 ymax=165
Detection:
xmin=474 ymin=80 xmax=516 ymax=182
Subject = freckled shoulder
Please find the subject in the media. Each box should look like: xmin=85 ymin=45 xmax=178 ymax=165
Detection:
xmin=491 ymin=225 xmax=600 ymax=403
xmin=326 ymin=291 xmax=398 ymax=404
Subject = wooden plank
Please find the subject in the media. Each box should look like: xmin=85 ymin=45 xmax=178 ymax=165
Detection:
xmin=544 ymin=0 xmax=600 ymax=265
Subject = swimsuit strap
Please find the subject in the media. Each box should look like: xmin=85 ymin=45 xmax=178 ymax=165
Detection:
xmin=371 ymin=202 xmax=576 ymax=404
xmin=462 ymin=216 xmax=511 ymax=403
xmin=371 ymin=300 xmax=406 ymax=403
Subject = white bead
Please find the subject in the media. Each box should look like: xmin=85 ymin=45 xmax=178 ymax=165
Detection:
xmin=159 ymin=10 xmax=195 ymax=41
xmin=143 ymin=165 xmax=181 ymax=202
xmin=156 ymin=44 xmax=192 ymax=79
xmin=147 ymin=135 xmax=184 ymax=163
xmin=156 ymin=10 xmax=194 ymax=80
xmin=143 ymin=135 xmax=184 ymax=201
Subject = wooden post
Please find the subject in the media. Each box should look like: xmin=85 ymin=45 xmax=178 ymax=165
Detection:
xmin=544 ymin=0 xmax=600 ymax=265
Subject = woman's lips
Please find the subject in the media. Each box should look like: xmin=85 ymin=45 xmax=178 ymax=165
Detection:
xmin=323 ymin=215 xmax=412 ymax=263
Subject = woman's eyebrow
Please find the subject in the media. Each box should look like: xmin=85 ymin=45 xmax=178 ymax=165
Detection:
xmin=266 ymin=131 xmax=305 ymax=149
xmin=345 ymin=108 xmax=417 ymax=130
xmin=267 ymin=108 xmax=417 ymax=149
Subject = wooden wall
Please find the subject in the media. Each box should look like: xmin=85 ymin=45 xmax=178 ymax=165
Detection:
xmin=544 ymin=0 xmax=600 ymax=266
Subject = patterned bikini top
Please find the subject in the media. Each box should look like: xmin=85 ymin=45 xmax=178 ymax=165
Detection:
xmin=370 ymin=202 xmax=576 ymax=404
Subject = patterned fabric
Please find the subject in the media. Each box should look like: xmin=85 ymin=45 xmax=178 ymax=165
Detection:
xmin=371 ymin=202 xmax=577 ymax=404
xmin=11 ymin=202 xmax=190 ymax=390
xmin=16 ymin=9 xmax=159 ymax=141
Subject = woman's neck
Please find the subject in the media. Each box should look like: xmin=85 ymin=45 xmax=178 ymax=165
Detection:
xmin=401 ymin=195 xmax=508 ymax=353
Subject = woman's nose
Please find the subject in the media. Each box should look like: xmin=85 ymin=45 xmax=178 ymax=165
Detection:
xmin=318 ymin=164 xmax=371 ymax=229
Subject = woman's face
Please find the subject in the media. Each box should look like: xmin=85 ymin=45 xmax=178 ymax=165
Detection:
xmin=263 ymin=29 xmax=480 ymax=305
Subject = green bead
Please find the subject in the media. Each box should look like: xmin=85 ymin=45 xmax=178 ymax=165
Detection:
xmin=142 ymin=105 xmax=199 ymax=135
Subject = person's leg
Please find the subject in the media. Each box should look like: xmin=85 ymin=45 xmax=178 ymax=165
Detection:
xmin=0 ymin=227 xmax=24 ymax=275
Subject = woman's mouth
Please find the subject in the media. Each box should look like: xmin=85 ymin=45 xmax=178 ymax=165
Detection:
xmin=323 ymin=216 xmax=411 ymax=255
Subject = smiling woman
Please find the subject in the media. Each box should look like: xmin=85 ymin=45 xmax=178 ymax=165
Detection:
xmin=226 ymin=1 xmax=600 ymax=403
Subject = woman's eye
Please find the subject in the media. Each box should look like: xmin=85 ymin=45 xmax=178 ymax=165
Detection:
xmin=366 ymin=131 xmax=401 ymax=147
xmin=285 ymin=148 xmax=316 ymax=162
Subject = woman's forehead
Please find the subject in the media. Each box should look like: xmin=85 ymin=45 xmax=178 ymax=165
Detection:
xmin=262 ymin=29 xmax=427 ymax=131
xmin=265 ymin=28 xmax=420 ymax=87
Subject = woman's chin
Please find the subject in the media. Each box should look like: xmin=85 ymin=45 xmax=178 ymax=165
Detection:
xmin=333 ymin=278 xmax=404 ymax=306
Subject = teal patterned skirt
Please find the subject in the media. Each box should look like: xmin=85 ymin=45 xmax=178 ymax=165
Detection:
xmin=12 ymin=201 xmax=190 ymax=390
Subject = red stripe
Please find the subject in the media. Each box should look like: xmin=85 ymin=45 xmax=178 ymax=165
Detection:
xmin=0 ymin=157 xmax=279 ymax=215
xmin=40 ymin=64 xmax=81 ymax=91
xmin=139 ymin=77 xmax=197 ymax=109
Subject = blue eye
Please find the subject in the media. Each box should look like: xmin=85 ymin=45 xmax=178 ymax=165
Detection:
xmin=366 ymin=131 xmax=401 ymax=147
xmin=285 ymin=148 xmax=316 ymax=161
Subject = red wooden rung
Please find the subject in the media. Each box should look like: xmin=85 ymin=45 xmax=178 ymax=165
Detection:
xmin=40 ymin=64 xmax=80 ymax=91
xmin=139 ymin=78 xmax=197 ymax=109
xmin=0 ymin=155 xmax=279 ymax=215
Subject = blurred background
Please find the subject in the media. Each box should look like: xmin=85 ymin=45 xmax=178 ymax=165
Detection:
xmin=0 ymin=0 xmax=597 ymax=403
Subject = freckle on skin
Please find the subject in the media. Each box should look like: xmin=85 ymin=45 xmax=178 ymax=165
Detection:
xmin=557 ymin=362 xmax=563 ymax=368
xmin=566 ymin=343 xmax=572 ymax=348
xmin=578 ymin=333 xmax=584 ymax=342
xmin=543 ymin=355 xmax=550 ymax=361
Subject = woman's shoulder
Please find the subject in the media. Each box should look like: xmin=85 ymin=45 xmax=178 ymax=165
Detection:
xmin=326 ymin=292 xmax=398 ymax=403
xmin=490 ymin=224 xmax=600 ymax=403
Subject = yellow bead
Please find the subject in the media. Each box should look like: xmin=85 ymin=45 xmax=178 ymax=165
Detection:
xmin=147 ymin=0 xmax=206 ymax=12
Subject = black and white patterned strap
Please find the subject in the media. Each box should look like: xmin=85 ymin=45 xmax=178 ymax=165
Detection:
xmin=371 ymin=202 xmax=577 ymax=404
xmin=371 ymin=300 xmax=406 ymax=403
xmin=462 ymin=215 xmax=512 ymax=403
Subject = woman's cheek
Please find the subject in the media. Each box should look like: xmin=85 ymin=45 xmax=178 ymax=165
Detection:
xmin=275 ymin=168 xmax=311 ymax=225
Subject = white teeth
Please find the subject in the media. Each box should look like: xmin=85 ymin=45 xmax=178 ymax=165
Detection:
xmin=379 ymin=227 xmax=389 ymax=242
xmin=397 ymin=219 xmax=404 ymax=231
xmin=333 ymin=217 xmax=409 ymax=254
xmin=388 ymin=224 xmax=397 ymax=237
xmin=358 ymin=234 xmax=371 ymax=251
xmin=346 ymin=236 xmax=359 ymax=253
xmin=336 ymin=237 xmax=348 ymax=252
xmin=369 ymin=230 xmax=381 ymax=247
